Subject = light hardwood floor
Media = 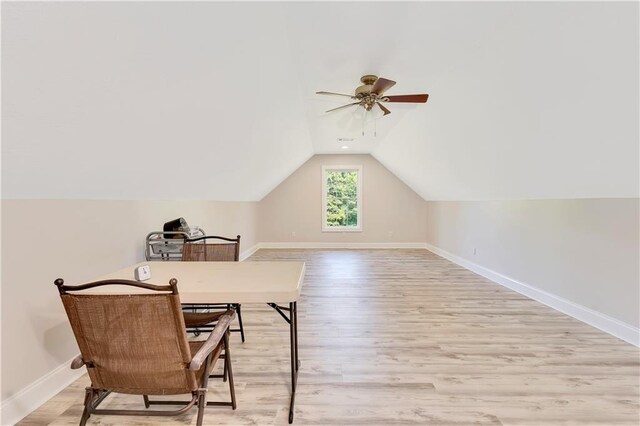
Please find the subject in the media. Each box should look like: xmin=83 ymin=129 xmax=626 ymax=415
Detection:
xmin=18 ymin=249 xmax=640 ymax=425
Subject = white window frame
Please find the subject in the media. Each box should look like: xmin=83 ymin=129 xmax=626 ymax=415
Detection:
xmin=321 ymin=165 xmax=363 ymax=232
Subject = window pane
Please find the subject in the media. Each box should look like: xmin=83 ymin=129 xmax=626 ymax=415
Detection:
xmin=326 ymin=170 xmax=358 ymax=227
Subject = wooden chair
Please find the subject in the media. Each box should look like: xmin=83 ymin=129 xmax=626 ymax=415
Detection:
xmin=181 ymin=235 xmax=246 ymax=343
xmin=54 ymin=277 xmax=236 ymax=426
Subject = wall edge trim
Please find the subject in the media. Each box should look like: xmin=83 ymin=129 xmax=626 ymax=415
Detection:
xmin=239 ymin=244 xmax=260 ymax=261
xmin=1 ymin=355 xmax=85 ymax=425
xmin=424 ymin=242 xmax=640 ymax=347
xmin=257 ymin=242 xmax=428 ymax=249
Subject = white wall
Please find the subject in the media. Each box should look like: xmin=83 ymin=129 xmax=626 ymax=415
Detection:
xmin=425 ymin=199 xmax=640 ymax=329
xmin=0 ymin=199 xmax=258 ymax=412
xmin=258 ymin=154 xmax=427 ymax=244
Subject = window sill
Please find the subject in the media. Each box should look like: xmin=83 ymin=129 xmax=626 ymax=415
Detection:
xmin=322 ymin=227 xmax=363 ymax=233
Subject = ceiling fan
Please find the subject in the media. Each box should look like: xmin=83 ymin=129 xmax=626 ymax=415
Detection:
xmin=316 ymin=75 xmax=429 ymax=117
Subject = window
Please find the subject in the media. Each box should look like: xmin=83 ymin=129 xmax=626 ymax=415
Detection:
xmin=322 ymin=165 xmax=362 ymax=232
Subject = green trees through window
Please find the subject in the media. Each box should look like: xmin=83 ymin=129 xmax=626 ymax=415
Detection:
xmin=325 ymin=170 xmax=359 ymax=228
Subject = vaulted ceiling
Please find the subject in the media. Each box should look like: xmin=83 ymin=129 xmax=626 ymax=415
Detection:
xmin=2 ymin=2 xmax=638 ymax=200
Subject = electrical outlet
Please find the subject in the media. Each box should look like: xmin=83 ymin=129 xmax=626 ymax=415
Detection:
xmin=388 ymin=231 xmax=394 ymax=237
xmin=473 ymin=248 xmax=477 ymax=255
xmin=291 ymin=231 xmax=296 ymax=237
xmin=135 ymin=265 xmax=151 ymax=281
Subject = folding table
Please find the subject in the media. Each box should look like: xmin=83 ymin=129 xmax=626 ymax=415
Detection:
xmin=90 ymin=260 xmax=306 ymax=423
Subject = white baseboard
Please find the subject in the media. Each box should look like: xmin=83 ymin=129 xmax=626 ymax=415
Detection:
xmin=257 ymin=242 xmax=427 ymax=249
xmin=424 ymin=243 xmax=640 ymax=347
xmin=0 ymin=355 xmax=85 ymax=425
xmin=239 ymin=244 xmax=260 ymax=261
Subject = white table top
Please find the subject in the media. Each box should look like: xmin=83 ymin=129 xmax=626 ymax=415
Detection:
xmin=87 ymin=261 xmax=306 ymax=304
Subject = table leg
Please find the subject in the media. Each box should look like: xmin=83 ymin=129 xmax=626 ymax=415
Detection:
xmin=267 ymin=301 xmax=300 ymax=423
xmin=288 ymin=301 xmax=299 ymax=423
xmin=294 ymin=301 xmax=300 ymax=371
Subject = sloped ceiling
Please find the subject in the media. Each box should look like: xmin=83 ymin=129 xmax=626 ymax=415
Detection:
xmin=2 ymin=2 xmax=638 ymax=201
xmin=2 ymin=2 xmax=314 ymax=200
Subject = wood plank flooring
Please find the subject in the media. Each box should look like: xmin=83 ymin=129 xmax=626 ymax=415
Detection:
xmin=18 ymin=249 xmax=640 ymax=425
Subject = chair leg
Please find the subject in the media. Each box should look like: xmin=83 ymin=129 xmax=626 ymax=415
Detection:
xmin=79 ymin=388 xmax=92 ymax=426
xmin=197 ymin=357 xmax=209 ymax=426
xmin=196 ymin=390 xmax=207 ymax=426
xmin=223 ymin=353 xmax=228 ymax=382
xmin=224 ymin=332 xmax=237 ymax=410
xmin=236 ymin=304 xmax=246 ymax=343
xmin=143 ymin=394 xmax=150 ymax=408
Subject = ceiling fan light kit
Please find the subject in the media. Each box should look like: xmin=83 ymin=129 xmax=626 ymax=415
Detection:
xmin=316 ymin=75 xmax=429 ymax=117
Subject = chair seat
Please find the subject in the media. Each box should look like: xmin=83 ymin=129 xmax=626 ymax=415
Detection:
xmin=184 ymin=311 xmax=226 ymax=328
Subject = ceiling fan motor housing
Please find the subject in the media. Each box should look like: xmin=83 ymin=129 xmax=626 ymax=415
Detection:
xmin=355 ymin=74 xmax=378 ymax=97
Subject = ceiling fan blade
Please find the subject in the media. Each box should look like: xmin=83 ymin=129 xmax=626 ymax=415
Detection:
xmin=325 ymin=102 xmax=361 ymax=113
xmin=371 ymin=77 xmax=396 ymax=96
xmin=316 ymin=91 xmax=357 ymax=99
xmin=381 ymin=94 xmax=429 ymax=103
xmin=377 ymin=102 xmax=391 ymax=116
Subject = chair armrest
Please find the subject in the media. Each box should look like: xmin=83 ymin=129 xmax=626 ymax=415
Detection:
xmin=70 ymin=355 xmax=85 ymax=369
xmin=189 ymin=310 xmax=235 ymax=371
